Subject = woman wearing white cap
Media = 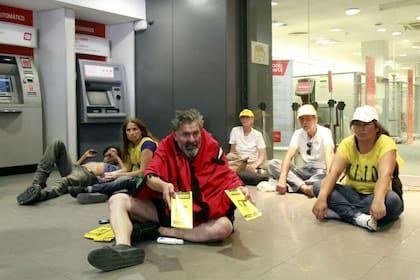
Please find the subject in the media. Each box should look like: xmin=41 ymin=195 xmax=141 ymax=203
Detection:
xmin=312 ymin=105 xmax=404 ymax=231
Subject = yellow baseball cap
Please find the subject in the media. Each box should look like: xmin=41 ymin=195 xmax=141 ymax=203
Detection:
xmin=239 ymin=109 xmax=254 ymax=118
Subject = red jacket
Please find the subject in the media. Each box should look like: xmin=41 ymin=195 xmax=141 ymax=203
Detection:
xmin=138 ymin=128 xmax=243 ymax=225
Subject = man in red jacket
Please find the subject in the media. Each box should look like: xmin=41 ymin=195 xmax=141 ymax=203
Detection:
xmin=88 ymin=109 xmax=254 ymax=272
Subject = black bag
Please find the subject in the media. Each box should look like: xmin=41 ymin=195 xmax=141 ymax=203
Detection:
xmin=392 ymin=164 xmax=403 ymax=201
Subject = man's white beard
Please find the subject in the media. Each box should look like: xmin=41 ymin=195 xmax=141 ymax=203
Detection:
xmin=182 ymin=147 xmax=199 ymax=160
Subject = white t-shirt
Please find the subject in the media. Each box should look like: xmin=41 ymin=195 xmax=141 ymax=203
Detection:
xmin=229 ymin=126 xmax=266 ymax=163
xmin=289 ymin=124 xmax=334 ymax=168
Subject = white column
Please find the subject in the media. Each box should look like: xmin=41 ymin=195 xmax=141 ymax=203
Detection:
xmin=34 ymin=8 xmax=77 ymax=158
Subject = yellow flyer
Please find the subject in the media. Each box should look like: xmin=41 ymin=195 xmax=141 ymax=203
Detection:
xmin=171 ymin=191 xmax=193 ymax=229
xmin=225 ymin=189 xmax=262 ymax=221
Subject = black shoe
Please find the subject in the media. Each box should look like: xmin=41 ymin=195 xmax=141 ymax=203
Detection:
xmin=88 ymin=244 xmax=145 ymax=271
xmin=68 ymin=186 xmax=88 ymax=198
xmin=130 ymin=221 xmax=160 ymax=244
xmin=17 ymin=184 xmax=42 ymax=205
xmin=77 ymin=193 xmax=108 ymax=204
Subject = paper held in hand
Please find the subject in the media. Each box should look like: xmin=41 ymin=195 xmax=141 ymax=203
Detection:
xmin=225 ymin=189 xmax=262 ymax=221
xmin=171 ymin=191 xmax=193 ymax=229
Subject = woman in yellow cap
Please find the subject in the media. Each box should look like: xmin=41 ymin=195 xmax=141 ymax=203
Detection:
xmin=228 ymin=109 xmax=268 ymax=185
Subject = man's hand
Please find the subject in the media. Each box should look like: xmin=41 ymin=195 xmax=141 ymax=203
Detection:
xmin=83 ymin=149 xmax=98 ymax=158
xmin=276 ymin=183 xmax=287 ymax=194
xmin=162 ymin=183 xmax=175 ymax=209
xmin=103 ymin=171 xmax=118 ymax=182
xmin=238 ymin=186 xmax=255 ymax=205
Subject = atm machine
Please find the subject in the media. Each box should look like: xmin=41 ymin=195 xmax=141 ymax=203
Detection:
xmin=76 ymin=59 xmax=128 ymax=156
xmin=0 ymin=54 xmax=43 ymax=173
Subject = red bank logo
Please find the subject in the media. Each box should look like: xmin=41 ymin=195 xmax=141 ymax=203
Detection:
xmin=23 ymin=32 xmax=32 ymax=41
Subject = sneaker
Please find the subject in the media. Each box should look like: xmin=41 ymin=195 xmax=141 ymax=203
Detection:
xmin=77 ymin=193 xmax=108 ymax=204
xmin=353 ymin=213 xmax=378 ymax=231
xmin=17 ymin=184 xmax=42 ymax=205
xmin=68 ymin=186 xmax=88 ymax=198
xmin=87 ymin=244 xmax=145 ymax=271
xmin=256 ymin=179 xmax=277 ymax=192
xmin=130 ymin=221 xmax=160 ymax=244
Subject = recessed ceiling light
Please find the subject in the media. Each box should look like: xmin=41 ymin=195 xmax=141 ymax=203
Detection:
xmin=271 ymin=1 xmax=278 ymax=6
xmin=353 ymin=52 xmax=362 ymax=56
xmin=412 ymin=45 xmax=420 ymax=49
xmin=329 ymin=28 xmax=342 ymax=32
xmin=315 ymin=38 xmax=338 ymax=45
xmin=345 ymin=8 xmax=360 ymax=16
xmin=377 ymin=28 xmax=386 ymax=32
xmin=272 ymin=21 xmax=287 ymax=27
xmin=399 ymin=54 xmax=407 ymax=57
xmin=392 ymin=31 xmax=402 ymax=36
xmin=416 ymin=15 xmax=420 ymax=20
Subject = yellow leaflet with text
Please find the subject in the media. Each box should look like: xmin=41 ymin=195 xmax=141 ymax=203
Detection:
xmin=171 ymin=191 xmax=193 ymax=229
xmin=225 ymin=189 xmax=262 ymax=221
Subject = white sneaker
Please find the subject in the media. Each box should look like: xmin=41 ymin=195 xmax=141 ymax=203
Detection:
xmin=353 ymin=213 xmax=377 ymax=231
xmin=256 ymin=179 xmax=277 ymax=192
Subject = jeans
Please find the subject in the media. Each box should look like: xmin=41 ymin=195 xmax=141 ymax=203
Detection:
xmin=32 ymin=139 xmax=97 ymax=197
xmin=313 ymin=181 xmax=404 ymax=224
xmin=269 ymin=159 xmax=326 ymax=192
xmin=91 ymin=176 xmax=137 ymax=195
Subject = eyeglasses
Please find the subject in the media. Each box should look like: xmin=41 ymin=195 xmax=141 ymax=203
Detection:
xmin=306 ymin=142 xmax=312 ymax=155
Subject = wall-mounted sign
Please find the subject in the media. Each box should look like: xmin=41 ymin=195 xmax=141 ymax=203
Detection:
xmin=251 ymin=41 xmax=269 ymax=65
xmin=75 ymin=34 xmax=109 ymax=57
xmin=0 ymin=21 xmax=37 ymax=48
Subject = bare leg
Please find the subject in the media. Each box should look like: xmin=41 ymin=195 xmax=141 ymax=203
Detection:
xmin=159 ymin=216 xmax=233 ymax=242
xmin=108 ymin=193 xmax=159 ymax=245
xmin=299 ymin=184 xmax=314 ymax=197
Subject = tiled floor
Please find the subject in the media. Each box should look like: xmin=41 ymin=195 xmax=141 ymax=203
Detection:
xmin=1 ymin=141 xmax=419 ymax=280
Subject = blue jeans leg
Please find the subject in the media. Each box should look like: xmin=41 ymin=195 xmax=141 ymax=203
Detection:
xmin=91 ymin=176 xmax=137 ymax=195
xmin=313 ymin=181 xmax=404 ymax=224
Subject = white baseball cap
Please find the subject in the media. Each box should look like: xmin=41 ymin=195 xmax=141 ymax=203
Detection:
xmin=297 ymin=104 xmax=317 ymax=118
xmin=352 ymin=105 xmax=378 ymax=122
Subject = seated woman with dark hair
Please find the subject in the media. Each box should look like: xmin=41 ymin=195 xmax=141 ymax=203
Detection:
xmin=312 ymin=105 xmax=404 ymax=231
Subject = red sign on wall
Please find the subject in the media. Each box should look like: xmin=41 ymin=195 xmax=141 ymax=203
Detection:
xmin=272 ymin=60 xmax=289 ymax=76
xmin=0 ymin=4 xmax=33 ymax=26
xmin=75 ymin=19 xmax=106 ymax=38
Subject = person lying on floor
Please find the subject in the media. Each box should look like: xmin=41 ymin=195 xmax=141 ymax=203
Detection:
xmin=17 ymin=139 xmax=122 ymax=205
xmin=87 ymin=108 xmax=254 ymax=272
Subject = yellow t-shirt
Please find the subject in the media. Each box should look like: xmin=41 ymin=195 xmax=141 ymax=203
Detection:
xmin=128 ymin=137 xmax=158 ymax=170
xmin=338 ymin=134 xmax=403 ymax=194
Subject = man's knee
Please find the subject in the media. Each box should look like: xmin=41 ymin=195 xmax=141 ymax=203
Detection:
xmin=214 ymin=217 xmax=234 ymax=240
xmin=108 ymin=193 xmax=131 ymax=211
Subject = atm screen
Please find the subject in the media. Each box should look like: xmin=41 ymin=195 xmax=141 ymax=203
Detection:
xmin=87 ymin=91 xmax=111 ymax=106
xmin=0 ymin=76 xmax=13 ymax=94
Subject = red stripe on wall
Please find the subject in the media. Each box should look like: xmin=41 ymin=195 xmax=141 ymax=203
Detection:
xmin=0 ymin=4 xmax=33 ymax=26
xmin=0 ymin=44 xmax=33 ymax=57
xmin=76 ymin=53 xmax=106 ymax=62
xmin=75 ymin=19 xmax=106 ymax=38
